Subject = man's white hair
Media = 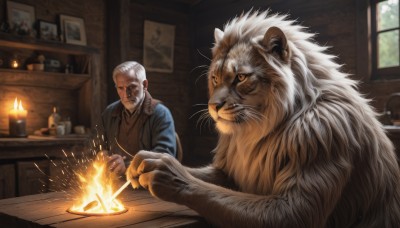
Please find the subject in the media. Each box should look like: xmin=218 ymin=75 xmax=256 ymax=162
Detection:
xmin=112 ymin=61 xmax=147 ymax=83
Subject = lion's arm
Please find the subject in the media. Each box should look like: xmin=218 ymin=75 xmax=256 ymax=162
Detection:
xmin=179 ymin=160 xmax=351 ymax=228
xmin=186 ymin=165 xmax=237 ymax=189
xmin=179 ymin=179 xmax=298 ymax=228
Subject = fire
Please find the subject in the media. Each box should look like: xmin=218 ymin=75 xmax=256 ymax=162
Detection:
xmin=13 ymin=97 xmax=25 ymax=110
xmin=67 ymin=153 xmax=127 ymax=215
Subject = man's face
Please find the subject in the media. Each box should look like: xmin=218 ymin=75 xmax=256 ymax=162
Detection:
xmin=115 ymin=70 xmax=147 ymax=112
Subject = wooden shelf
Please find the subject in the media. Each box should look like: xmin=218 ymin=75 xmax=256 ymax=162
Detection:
xmin=0 ymin=136 xmax=90 ymax=160
xmin=0 ymin=32 xmax=98 ymax=55
xmin=0 ymin=69 xmax=90 ymax=90
xmin=0 ymin=135 xmax=89 ymax=147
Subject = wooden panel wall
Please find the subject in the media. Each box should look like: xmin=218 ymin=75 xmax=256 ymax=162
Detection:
xmin=0 ymin=0 xmax=107 ymax=135
xmin=1 ymin=0 xmax=393 ymax=166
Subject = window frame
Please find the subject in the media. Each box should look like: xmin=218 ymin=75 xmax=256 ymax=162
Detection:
xmin=370 ymin=0 xmax=400 ymax=80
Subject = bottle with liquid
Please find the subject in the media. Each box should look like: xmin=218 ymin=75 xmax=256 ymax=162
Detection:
xmin=48 ymin=106 xmax=61 ymax=128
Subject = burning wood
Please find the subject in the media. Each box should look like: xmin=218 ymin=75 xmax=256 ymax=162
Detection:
xmin=95 ymin=193 xmax=107 ymax=212
xmin=83 ymin=201 xmax=98 ymax=211
xmin=81 ymin=180 xmax=131 ymax=212
xmin=67 ymin=155 xmax=129 ymax=216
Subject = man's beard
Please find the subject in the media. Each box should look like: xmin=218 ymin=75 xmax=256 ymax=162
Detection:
xmin=121 ymin=100 xmax=137 ymax=113
xmin=121 ymin=94 xmax=144 ymax=113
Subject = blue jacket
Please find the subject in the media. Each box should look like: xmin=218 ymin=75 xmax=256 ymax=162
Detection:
xmin=101 ymin=92 xmax=176 ymax=159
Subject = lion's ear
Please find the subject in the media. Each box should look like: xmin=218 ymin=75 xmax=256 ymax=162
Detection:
xmin=214 ymin=28 xmax=224 ymax=44
xmin=262 ymin=26 xmax=290 ymax=62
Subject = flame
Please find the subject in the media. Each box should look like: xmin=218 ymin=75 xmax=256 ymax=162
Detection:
xmin=68 ymin=154 xmax=126 ymax=214
xmin=11 ymin=60 xmax=19 ymax=68
xmin=13 ymin=98 xmax=25 ymax=111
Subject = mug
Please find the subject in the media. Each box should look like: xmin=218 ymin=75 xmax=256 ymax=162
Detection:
xmin=56 ymin=124 xmax=65 ymax=136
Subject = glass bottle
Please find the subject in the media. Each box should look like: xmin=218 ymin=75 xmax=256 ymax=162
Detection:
xmin=48 ymin=106 xmax=61 ymax=128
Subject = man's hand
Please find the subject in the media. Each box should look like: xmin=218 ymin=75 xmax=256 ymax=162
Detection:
xmin=108 ymin=154 xmax=126 ymax=176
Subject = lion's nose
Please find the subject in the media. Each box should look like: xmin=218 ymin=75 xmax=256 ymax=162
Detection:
xmin=209 ymin=86 xmax=229 ymax=112
xmin=209 ymin=101 xmax=226 ymax=112
xmin=215 ymin=101 xmax=225 ymax=111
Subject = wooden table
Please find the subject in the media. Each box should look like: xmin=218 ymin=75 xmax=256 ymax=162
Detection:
xmin=0 ymin=189 xmax=209 ymax=227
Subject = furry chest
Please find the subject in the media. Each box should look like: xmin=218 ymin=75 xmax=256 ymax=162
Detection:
xmin=224 ymin=141 xmax=273 ymax=194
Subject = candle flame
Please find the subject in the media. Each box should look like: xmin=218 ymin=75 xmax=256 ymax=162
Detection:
xmin=13 ymin=98 xmax=25 ymax=111
xmin=11 ymin=60 xmax=18 ymax=68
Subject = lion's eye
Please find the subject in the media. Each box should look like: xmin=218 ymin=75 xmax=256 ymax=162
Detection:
xmin=236 ymin=73 xmax=249 ymax=82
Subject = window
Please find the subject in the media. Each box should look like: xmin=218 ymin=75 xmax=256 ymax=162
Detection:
xmin=371 ymin=0 xmax=400 ymax=79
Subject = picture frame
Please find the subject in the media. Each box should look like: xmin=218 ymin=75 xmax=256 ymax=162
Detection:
xmin=59 ymin=14 xmax=87 ymax=46
xmin=6 ymin=1 xmax=35 ymax=36
xmin=143 ymin=20 xmax=175 ymax=73
xmin=38 ymin=20 xmax=58 ymax=41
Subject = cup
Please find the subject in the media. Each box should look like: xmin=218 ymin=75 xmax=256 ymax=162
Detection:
xmin=56 ymin=124 xmax=65 ymax=136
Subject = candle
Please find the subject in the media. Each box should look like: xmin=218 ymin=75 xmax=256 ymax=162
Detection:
xmin=11 ymin=60 xmax=18 ymax=68
xmin=9 ymin=98 xmax=27 ymax=137
xmin=11 ymin=60 xmax=19 ymax=68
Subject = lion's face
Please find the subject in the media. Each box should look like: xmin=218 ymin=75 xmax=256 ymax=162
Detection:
xmin=208 ymin=27 xmax=293 ymax=135
xmin=208 ymin=44 xmax=268 ymax=134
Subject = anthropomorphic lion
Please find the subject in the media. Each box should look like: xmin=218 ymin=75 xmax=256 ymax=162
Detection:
xmin=126 ymin=11 xmax=400 ymax=227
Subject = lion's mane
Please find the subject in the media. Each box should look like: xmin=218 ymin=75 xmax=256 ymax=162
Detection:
xmin=208 ymin=10 xmax=400 ymax=227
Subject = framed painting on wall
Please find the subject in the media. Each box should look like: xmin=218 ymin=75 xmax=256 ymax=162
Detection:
xmin=143 ymin=20 xmax=175 ymax=73
xmin=7 ymin=1 xmax=35 ymax=36
xmin=59 ymin=14 xmax=87 ymax=46
xmin=38 ymin=20 xmax=58 ymax=41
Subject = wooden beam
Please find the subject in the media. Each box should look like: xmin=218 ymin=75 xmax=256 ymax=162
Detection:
xmin=106 ymin=0 xmax=131 ymax=104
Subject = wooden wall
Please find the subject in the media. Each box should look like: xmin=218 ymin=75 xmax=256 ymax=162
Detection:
xmin=0 ymin=0 xmax=107 ymax=135
xmin=1 ymin=0 xmax=397 ymax=166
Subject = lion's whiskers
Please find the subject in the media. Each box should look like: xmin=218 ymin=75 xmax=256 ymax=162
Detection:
xmin=196 ymin=49 xmax=212 ymax=62
xmin=190 ymin=105 xmax=214 ymax=134
xmin=197 ymin=110 xmax=214 ymax=133
xmin=189 ymin=104 xmax=208 ymax=119
xmin=241 ymin=104 xmax=267 ymax=122
xmin=190 ymin=64 xmax=209 ymax=73
xmin=195 ymin=69 xmax=210 ymax=85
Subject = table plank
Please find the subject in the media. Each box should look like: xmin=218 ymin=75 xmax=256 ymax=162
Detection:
xmin=0 ymin=189 xmax=209 ymax=227
xmin=131 ymin=209 xmax=208 ymax=228
xmin=54 ymin=210 xmax=170 ymax=227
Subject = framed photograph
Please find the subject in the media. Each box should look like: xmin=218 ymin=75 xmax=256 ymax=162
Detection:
xmin=143 ymin=20 xmax=175 ymax=73
xmin=7 ymin=1 xmax=35 ymax=36
xmin=59 ymin=15 xmax=87 ymax=46
xmin=38 ymin=20 xmax=58 ymax=41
